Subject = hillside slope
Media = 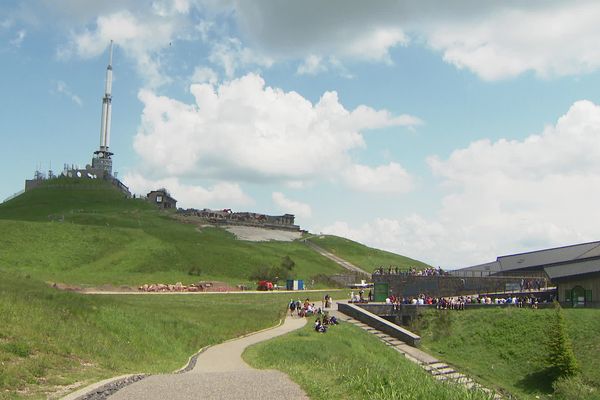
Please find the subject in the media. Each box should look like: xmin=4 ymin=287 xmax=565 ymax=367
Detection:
xmin=0 ymin=180 xmax=344 ymax=286
xmin=308 ymin=235 xmax=430 ymax=273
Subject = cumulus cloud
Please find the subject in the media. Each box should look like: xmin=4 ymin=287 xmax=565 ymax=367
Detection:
xmin=133 ymin=73 xmax=419 ymax=192
xmin=9 ymin=29 xmax=26 ymax=47
xmin=208 ymin=37 xmax=273 ymax=78
xmin=61 ymin=8 xmax=186 ymax=87
xmin=324 ymin=100 xmax=600 ymax=267
xmin=123 ymin=171 xmax=253 ymax=208
xmin=272 ymin=192 xmax=312 ymax=218
xmin=343 ymin=163 xmax=413 ymax=194
xmin=54 ymin=80 xmax=83 ymax=106
xmin=190 ymin=66 xmax=218 ymax=85
xmin=232 ymin=1 xmax=600 ymax=80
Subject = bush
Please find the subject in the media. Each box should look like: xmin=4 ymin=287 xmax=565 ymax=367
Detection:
xmin=187 ymin=266 xmax=202 ymax=276
xmin=545 ymin=302 xmax=579 ymax=379
xmin=552 ymin=376 xmax=600 ymax=400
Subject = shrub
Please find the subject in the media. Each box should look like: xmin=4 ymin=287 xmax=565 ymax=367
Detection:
xmin=545 ymin=302 xmax=579 ymax=379
xmin=552 ymin=375 xmax=599 ymax=400
xmin=187 ymin=266 xmax=202 ymax=276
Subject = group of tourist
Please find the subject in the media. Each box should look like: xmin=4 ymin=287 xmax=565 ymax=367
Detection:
xmin=384 ymin=293 xmax=550 ymax=309
xmin=287 ymin=298 xmax=339 ymax=333
xmin=349 ymin=289 xmax=371 ymax=303
xmin=314 ymin=313 xmax=339 ymax=333
xmin=373 ymin=266 xmax=447 ymax=276
xmin=520 ymin=278 xmax=547 ymax=290
xmin=289 ymin=298 xmax=323 ymax=317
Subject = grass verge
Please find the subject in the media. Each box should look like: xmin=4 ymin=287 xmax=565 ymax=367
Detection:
xmin=0 ymin=271 xmax=332 ymax=399
xmin=243 ymin=319 xmax=494 ymax=400
xmin=418 ymin=307 xmax=600 ymax=400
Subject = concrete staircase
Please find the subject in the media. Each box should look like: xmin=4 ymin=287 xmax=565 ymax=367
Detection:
xmin=333 ymin=312 xmax=503 ymax=399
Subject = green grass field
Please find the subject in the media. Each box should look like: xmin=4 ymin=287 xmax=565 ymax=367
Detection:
xmin=0 ymin=182 xmax=347 ymax=286
xmin=243 ymin=319 xmax=494 ymax=400
xmin=308 ymin=235 xmax=430 ymax=273
xmin=418 ymin=307 xmax=600 ymax=400
xmin=0 ymin=270 xmax=341 ymax=399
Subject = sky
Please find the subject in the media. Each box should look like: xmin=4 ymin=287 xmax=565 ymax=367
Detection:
xmin=3 ymin=1 xmax=600 ymax=268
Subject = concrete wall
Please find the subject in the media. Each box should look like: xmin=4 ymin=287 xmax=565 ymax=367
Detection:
xmin=337 ymin=302 xmax=421 ymax=346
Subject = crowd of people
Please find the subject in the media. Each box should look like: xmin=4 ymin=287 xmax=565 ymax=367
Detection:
xmin=384 ymin=293 xmax=550 ymax=309
xmin=287 ymin=297 xmax=338 ymax=333
xmin=373 ymin=266 xmax=447 ymax=276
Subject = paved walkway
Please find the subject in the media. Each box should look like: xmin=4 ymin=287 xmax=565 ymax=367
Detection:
xmin=107 ymin=316 xmax=308 ymax=400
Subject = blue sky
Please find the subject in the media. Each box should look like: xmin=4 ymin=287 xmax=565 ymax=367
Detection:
xmin=3 ymin=1 xmax=600 ymax=267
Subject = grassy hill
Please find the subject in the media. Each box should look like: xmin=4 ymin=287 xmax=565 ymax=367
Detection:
xmin=418 ymin=307 xmax=600 ymax=400
xmin=0 ymin=180 xmax=345 ymax=286
xmin=0 ymin=179 xmax=428 ymax=286
xmin=308 ymin=235 xmax=431 ymax=273
xmin=0 ymin=269 xmax=312 ymax=399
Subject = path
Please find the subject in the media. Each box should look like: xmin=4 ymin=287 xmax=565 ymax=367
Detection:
xmin=68 ymin=317 xmax=308 ymax=400
xmin=304 ymin=240 xmax=370 ymax=275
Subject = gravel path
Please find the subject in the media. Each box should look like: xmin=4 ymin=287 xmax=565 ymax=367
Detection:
xmin=108 ymin=316 xmax=308 ymax=400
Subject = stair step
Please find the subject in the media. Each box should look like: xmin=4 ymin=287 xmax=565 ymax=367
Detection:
xmin=431 ymin=367 xmax=455 ymax=376
xmin=424 ymin=362 xmax=448 ymax=371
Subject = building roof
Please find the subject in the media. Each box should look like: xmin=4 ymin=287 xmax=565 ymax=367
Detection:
xmin=544 ymin=259 xmax=600 ymax=280
xmin=497 ymin=241 xmax=600 ymax=271
xmin=459 ymin=240 xmax=600 ymax=274
xmin=458 ymin=260 xmax=501 ymax=273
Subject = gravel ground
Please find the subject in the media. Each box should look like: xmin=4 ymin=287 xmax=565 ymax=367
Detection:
xmin=109 ymin=370 xmax=308 ymax=400
xmin=224 ymin=226 xmax=302 ymax=242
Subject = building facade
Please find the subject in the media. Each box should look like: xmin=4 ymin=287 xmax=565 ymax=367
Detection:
xmin=147 ymin=189 xmax=177 ymax=209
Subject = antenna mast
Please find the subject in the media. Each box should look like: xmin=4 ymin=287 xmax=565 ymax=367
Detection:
xmin=92 ymin=40 xmax=114 ymax=176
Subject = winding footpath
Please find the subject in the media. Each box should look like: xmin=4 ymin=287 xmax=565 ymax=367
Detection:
xmin=66 ymin=316 xmax=308 ymax=400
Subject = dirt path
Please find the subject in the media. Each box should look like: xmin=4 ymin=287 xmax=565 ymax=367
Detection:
xmin=107 ymin=316 xmax=308 ymax=400
xmin=304 ymin=240 xmax=370 ymax=275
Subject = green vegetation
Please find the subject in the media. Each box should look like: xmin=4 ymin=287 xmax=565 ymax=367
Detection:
xmin=308 ymin=234 xmax=430 ymax=273
xmin=244 ymin=320 xmax=493 ymax=400
xmin=0 ymin=182 xmax=345 ymax=286
xmin=545 ymin=303 xmax=579 ymax=380
xmin=0 ymin=269 xmax=318 ymax=399
xmin=418 ymin=307 xmax=600 ymax=399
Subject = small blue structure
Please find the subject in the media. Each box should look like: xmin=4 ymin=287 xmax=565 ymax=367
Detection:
xmin=286 ymin=279 xmax=304 ymax=290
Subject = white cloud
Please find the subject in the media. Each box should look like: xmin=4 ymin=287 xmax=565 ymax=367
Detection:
xmin=123 ymin=172 xmax=253 ymax=209
xmin=54 ymin=80 xmax=82 ymax=106
xmin=272 ymin=192 xmax=311 ymax=218
xmin=190 ymin=66 xmax=218 ymax=85
xmin=208 ymin=37 xmax=273 ymax=78
xmin=426 ymin=3 xmax=600 ymax=80
xmin=297 ymin=54 xmax=326 ymax=75
xmin=343 ymin=163 xmax=413 ymax=194
xmin=62 ymin=9 xmax=186 ymax=87
xmin=133 ymin=73 xmax=420 ymax=191
xmin=9 ymin=29 xmax=26 ymax=47
xmin=232 ymin=1 xmax=600 ymax=80
xmin=324 ymin=100 xmax=600 ymax=267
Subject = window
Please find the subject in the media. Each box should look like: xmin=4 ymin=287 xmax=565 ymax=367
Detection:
xmin=156 ymin=195 xmax=163 ymax=203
